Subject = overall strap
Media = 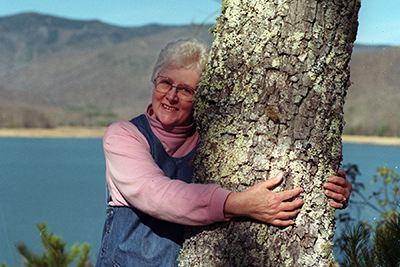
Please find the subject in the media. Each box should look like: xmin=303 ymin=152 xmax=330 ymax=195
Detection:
xmin=129 ymin=115 xmax=197 ymax=183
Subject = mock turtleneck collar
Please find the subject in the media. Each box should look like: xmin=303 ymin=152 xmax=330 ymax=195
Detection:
xmin=144 ymin=105 xmax=198 ymax=157
xmin=145 ymin=104 xmax=196 ymax=136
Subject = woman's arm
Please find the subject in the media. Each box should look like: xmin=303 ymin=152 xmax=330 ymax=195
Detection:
xmin=104 ymin=121 xmax=231 ymax=226
xmin=224 ymin=170 xmax=352 ymax=226
xmin=224 ymin=175 xmax=304 ymax=226
xmin=105 ymin=121 xmax=349 ymax=228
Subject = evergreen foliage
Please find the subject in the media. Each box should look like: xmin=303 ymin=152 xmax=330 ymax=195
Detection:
xmin=374 ymin=216 xmax=400 ymax=266
xmin=336 ymin=165 xmax=400 ymax=267
xmin=1 ymin=222 xmax=93 ymax=267
xmin=337 ymin=224 xmax=377 ymax=266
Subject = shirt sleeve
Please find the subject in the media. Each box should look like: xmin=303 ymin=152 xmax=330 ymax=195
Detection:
xmin=104 ymin=121 xmax=231 ymax=226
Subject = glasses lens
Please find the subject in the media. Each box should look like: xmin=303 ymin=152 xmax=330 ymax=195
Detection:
xmin=176 ymin=85 xmax=194 ymax=101
xmin=155 ymin=77 xmax=172 ymax=93
xmin=154 ymin=76 xmax=195 ymax=101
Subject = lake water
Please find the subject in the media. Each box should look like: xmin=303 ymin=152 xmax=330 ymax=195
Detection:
xmin=0 ymin=137 xmax=399 ymax=265
xmin=0 ymin=138 xmax=105 ymax=266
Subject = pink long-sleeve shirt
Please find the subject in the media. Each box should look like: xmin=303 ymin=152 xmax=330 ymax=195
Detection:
xmin=104 ymin=106 xmax=231 ymax=226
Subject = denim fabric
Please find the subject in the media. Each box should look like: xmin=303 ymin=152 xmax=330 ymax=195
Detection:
xmin=96 ymin=115 xmax=197 ymax=267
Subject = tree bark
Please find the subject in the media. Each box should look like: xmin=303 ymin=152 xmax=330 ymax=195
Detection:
xmin=179 ymin=0 xmax=360 ymax=266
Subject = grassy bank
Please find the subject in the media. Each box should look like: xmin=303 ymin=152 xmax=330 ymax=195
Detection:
xmin=341 ymin=135 xmax=400 ymax=146
xmin=0 ymin=127 xmax=400 ymax=146
xmin=0 ymin=127 xmax=107 ymax=138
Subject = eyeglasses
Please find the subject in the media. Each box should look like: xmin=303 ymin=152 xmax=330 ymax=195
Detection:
xmin=153 ymin=76 xmax=196 ymax=102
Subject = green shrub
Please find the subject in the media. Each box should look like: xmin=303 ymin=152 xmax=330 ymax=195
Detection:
xmin=1 ymin=222 xmax=93 ymax=267
xmin=336 ymin=165 xmax=400 ymax=266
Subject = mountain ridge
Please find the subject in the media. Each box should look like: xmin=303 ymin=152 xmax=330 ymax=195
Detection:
xmin=0 ymin=13 xmax=399 ymax=136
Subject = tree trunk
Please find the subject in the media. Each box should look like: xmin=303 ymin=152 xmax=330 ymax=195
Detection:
xmin=179 ymin=0 xmax=360 ymax=266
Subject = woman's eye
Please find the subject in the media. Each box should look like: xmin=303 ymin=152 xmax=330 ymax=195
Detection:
xmin=162 ymin=80 xmax=172 ymax=86
xmin=180 ymin=87 xmax=193 ymax=94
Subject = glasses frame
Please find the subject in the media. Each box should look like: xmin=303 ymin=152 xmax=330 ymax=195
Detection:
xmin=153 ymin=76 xmax=196 ymax=102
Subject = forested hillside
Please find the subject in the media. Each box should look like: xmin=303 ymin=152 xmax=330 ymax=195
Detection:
xmin=0 ymin=13 xmax=399 ymax=136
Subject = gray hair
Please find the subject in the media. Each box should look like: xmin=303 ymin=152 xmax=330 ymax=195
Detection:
xmin=151 ymin=38 xmax=210 ymax=82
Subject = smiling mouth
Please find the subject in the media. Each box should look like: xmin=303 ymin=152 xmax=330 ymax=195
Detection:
xmin=162 ymin=104 xmax=178 ymax=111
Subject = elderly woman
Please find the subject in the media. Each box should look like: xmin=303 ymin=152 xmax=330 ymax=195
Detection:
xmin=95 ymin=39 xmax=351 ymax=267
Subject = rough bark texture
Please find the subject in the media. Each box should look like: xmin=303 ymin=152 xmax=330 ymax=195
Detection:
xmin=179 ymin=0 xmax=360 ymax=266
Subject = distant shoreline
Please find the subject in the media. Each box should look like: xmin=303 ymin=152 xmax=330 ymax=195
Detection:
xmin=0 ymin=127 xmax=107 ymax=138
xmin=341 ymin=135 xmax=400 ymax=146
xmin=0 ymin=127 xmax=399 ymax=146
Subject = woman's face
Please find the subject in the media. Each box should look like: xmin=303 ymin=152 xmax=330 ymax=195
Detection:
xmin=151 ymin=67 xmax=201 ymax=127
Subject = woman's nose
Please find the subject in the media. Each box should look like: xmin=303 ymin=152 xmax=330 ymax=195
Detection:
xmin=165 ymin=86 xmax=179 ymax=101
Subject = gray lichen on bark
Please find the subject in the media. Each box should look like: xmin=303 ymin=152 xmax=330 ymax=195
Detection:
xmin=179 ymin=0 xmax=360 ymax=266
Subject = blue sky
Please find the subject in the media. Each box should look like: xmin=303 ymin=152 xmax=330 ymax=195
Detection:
xmin=0 ymin=0 xmax=399 ymax=46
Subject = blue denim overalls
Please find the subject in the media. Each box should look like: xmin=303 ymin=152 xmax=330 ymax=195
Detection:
xmin=96 ymin=115 xmax=197 ymax=267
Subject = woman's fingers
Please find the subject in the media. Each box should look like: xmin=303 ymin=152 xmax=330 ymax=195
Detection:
xmin=264 ymin=174 xmax=284 ymax=189
xmin=262 ymin=175 xmax=303 ymax=202
xmin=254 ymin=189 xmax=303 ymax=225
xmin=324 ymin=170 xmax=352 ymax=209
xmin=324 ymin=184 xmax=344 ymax=200
xmin=224 ymin=174 xmax=305 ymax=226
xmin=327 ymin=200 xmax=346 ymax=209
xmin=280 ymin=197 xmax=304 ymax=210
xmin=280 ymin=187 xmax=303 ymax=201
xmin=270 ymin=209 xmax=302 ymax=227
xmin=337 ymin=169 xmax=346 ymax=178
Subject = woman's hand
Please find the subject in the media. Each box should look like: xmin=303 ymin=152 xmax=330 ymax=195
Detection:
xmin=323 ymin=170 xmax=352 ymax=209
xmin=224 ymin=174 xmax=303 ymax=227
